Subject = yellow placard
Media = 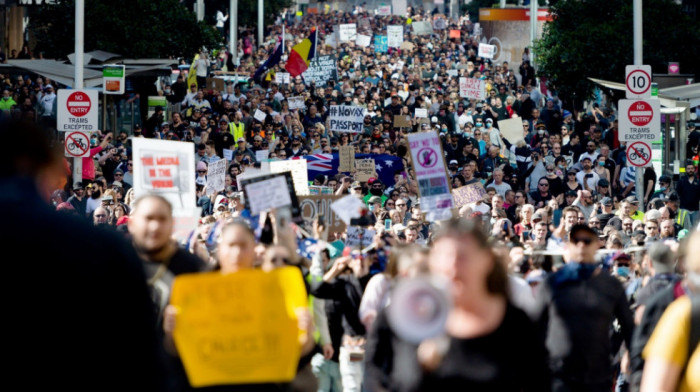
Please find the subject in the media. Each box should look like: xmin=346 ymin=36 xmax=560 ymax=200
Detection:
xmin=170 ymin=267 xmax=307 ymax=387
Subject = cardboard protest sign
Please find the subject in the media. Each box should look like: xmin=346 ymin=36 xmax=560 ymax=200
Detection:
xmin=374 ymin=35 xmax=388 ymax=53
xmin=387 ymin=25 xmax=404 ymax=48
xmin=393 ymin=114 xmax=412 ymax=128
xmin=171 ymin=267 xmax=307 ymax=387
xmin=478 ymin=43 xmax=496 ymax=59
xmin=356 ymin=34 xmax=371 ymax=47
xmin=399 ymin=41 xmax=415 ymax=51
xmin=459 ymin=77 xmax=486 ymax=100
xmin=329 ymin=105 xmax=365 ymax=133
xmin=270 ymin=159 xmax=309 ymax=196
xmin=412 ymin=21 xmax=433 ymax=35
xmin=302 ymin=55 xmax=338 ymax=87
xmin=407 ymin=132 xmax=454 ymax=212
xmin=355 ymin=159 xmax=377 ymax=182
xmin=499 ymin=117 xmax=525 ymax=143
xmin=287 ymin=96 xmax=305 ymax=110
xmin=339 ymin=146 xmax=355 ymax=172
xmin=338 ymin=24 xmax=357 ymax=42
xmin=132 ymin=138 xmax=196 ymax=211
xmin=254 ymin=109 xmax=267 ymax=123
xmin=244 ymin=175 xmax=292 ymax=215
xmin=206 ymin=77 xmax=225 ymax=92
xmin=331 ymin=194 xmax=367 ymax=226
xmin=298 ymin=195 xmax=346 ymax=234
xmin=451 ymin=182 xmax=487 ymax=209
xmin=206 ymin=159 xmax=227 ymax=193
xmin=346 ymin=227 xmax=376 ymax=248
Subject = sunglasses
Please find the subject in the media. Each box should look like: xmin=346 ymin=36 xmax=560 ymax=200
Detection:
xmin=571 ymin=237 xmax=594 ymax=245
xmin=197 ymin=170 xmax=207 ymax=173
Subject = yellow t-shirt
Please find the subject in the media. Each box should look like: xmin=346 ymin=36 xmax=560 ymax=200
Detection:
xmin=643 ymin=296 xmax=700 ymax=392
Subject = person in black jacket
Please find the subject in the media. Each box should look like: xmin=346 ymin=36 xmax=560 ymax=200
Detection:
xmin=533 ymin=224 xmax=635 ymax=392
xmin=675 ymin=161 xmax=700 ymax=223
xmin=0 ymin=119 xmax=165 ymax=391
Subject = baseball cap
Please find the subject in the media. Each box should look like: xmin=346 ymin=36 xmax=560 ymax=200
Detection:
xmin=351 ymin=181 xmax=362 ymax=189
xmin=624 ymin=196 xmax=639 ymax=204
xmin=449 ymin=160 xmax=458 ymax=165
xmin=368 ymin=196 xmax=382 ymax=204
xmin=597 ymin=179 xmax=610 ymax=187
xmin=73 ymin=182 xmax=84 ymax=191
xmin=237 ymin=137 xmax=246 ymax=142
xmin=569 ymin=224 xmax=597 ymax=239
xmin=600 ymin=197 xmax=613 ymax=206
xmin=658 ymin=175 xmax=671 ymax=184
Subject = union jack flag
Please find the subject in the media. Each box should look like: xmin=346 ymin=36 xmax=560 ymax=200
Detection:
xmin=294 ymin=153 xmax=334 ymax=171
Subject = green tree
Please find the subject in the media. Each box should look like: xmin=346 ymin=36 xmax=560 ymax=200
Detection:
xmin=534 ymin=0 xmax=700 ymax=108
xmin=28 ymin=0 xmax=221 ymax=60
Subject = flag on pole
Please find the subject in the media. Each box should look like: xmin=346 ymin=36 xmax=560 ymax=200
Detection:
xmin=285 ymin=27 xmax=317 ymax=77
xmin=187 ymin=54 xmax=199 ymax=89
xmin=253 ymin=36 xmax=284 ymax=84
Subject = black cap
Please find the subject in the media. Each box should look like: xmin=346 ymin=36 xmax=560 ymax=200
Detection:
xmin=600 ymin=196 xmax=613 ymax=206
xmin=155 ymin=105 xmax=163 ymax=112
xmin=569 ymin=224 xmax=598 ymax=239
xmin=73 ymin=182 xmax=84 ymax=191
xmin=658 ymin=175 xmax=671 ymax=183
xmin=667 ymin=192 xmax=680 ymax=202
xmin=598 ymin=179 xmax=609 ymax=187
xmin=565 ymin=190 xmax=577 ymax=197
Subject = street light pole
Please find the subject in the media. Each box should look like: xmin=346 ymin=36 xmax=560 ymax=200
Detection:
xmin=73 ymin=0 xmax=84 ymax=186
xmin=230 ymin=0 xmax=238 ymax=66
xmin=258 ymin=0 xmax=264 ymax=47
xmin=633 ymin=0 xmax=645 ymax=210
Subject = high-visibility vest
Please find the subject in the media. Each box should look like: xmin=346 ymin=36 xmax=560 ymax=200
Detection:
xmin=229 ymin=122 xmax=245 ymax=146
xmin=676 ymin=209 xmax=689 ymax=227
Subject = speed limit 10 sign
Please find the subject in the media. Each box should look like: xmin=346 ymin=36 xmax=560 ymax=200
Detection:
xmin=625 ymin=65 xmax=652 ymax=99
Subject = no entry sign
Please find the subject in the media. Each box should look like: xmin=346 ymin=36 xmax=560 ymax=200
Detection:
xmin=64 ymin=131 xmax=91 ymax=158
xmin=618 ymin=99 xmax=660 ymax=143
xmin=626 ymin=141 xmax=652 ymax=167
xmin=58 ymin=89 xmax=99 ymax=132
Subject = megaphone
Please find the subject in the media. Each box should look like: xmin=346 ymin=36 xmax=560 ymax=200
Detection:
xmin=386 ymin=277 xmax=451 ymax=344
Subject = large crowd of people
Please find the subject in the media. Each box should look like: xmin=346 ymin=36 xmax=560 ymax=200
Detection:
xmin=2 ymin=4 xmax=699 ymax=392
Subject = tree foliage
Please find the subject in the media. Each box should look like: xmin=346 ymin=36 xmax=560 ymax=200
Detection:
xmin=534 ymin=0 xmax=700 ymax=108
xmin=28 ymin=0 xmax=222 ymax=60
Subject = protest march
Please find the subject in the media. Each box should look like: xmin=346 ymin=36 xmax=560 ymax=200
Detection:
xmin=1 ymin=3 xmax=699 ymax=392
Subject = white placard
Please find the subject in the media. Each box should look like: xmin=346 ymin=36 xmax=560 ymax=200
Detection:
xmin=331 ymin=194 xmax=367 ymax=225
xmin=415 ymin=108 xmax=428 ymax=118
xmin=407 ymin=131 xmax=453 ymax=212
xmin=338 ymin=24 xmax=357 ymax=42
xmin=377 ymin=5 xmax=391 ymax=15
xmin=384 ymin=97 xmax=392 ymax=107
xmin=254 ymin=109 xmax=267 ymax=122
xmin=433 ymin=18 xmax=446 ymax=30
xmin=447 ymin=69 xmax=458 ymax=77
xmin=387 ymin=25 xmax=404 ymax=48
xmin=329 ymin=105 xmax=365 ymax=133
xmin=275 ymin=72 xmax=291 ymax=84
xmin=391 ymin=0 xmax=407 ymax=16
xmin=288 ymin=96 xmax=305 ymax=110
xmin=132 ymin=138 xmax=196 ymax=214
xmin=478 ymin=43 xmax=496 ymax=59
xmin=270 ymin=158 xmax=310 ymax=195
xmin=459 ymin=77 xmax=486 ymax=100
xmin=244 ymin=176 xmax=292 ymax=215
xmin=255 ymin=150 xmax=269 ymax=162
xmin=223 ymin=148 xmax=234 ymax=161
xmin=346 ymin=227 xmax=376 ymax=248
xmin=57 ymin=89 xmax=99 ymax=132
xmin=356 ymin=34 xmax=371 ymax=47
xmin=412 ymin=21 xmax=433 ymax=35
xmin=206 ymin=158 xmax=227 ymax=193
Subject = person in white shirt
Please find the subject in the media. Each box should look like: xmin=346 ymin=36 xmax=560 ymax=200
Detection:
xmin=575 ymin=157 xmax=600 ymax=191
xmin=195 ymin=51 xmax=210 ymax=88
xmin=38 ymin=84 xmax=56 ymax=121
xmin=577 ymin=140 xmax=599 ymax=163
xmin=489 ymin=168 xmax=512 ymax=198
xmin=215 ymin=10 xmax=228 ymax=38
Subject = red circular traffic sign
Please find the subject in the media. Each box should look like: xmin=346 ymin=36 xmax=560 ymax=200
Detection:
xmin=626 ymin=141 xmax=652 ymax=167
xmin=626 ymin=69 xmax=651 ymax=95
xmin=627 ymin=100 xmax=653 ymax=126
xmin=66 ymin=91 xmax=92 ymax=117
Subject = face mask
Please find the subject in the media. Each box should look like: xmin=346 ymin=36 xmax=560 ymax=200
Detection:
xmin=480 ymin=179 xmax=486 ymax=185
xmin=616 ymin=266 xmax=630 ymax=278
xmin=464 ymin=132 xmax=472 ymax=138
xmin=659 ymin=187 xmax=666 ymax=192
xmin=490 ymin=217 xmax=497 ymax=224
xmin=558 ymin=164 xmax=566 ymax=169
xmin=475 ymin=122 xmax=483 ymax=127
xmin=467 ymin=110 xmax=472 ymax=115
xmin=486 ymin=123 xmax=492 ymax=128
xmin=90 ymin=138 xmax=97 ymax=147
xmin=599 ymin=161 xmax=605 ymax=166
xmin=538 ymin=130 xmax=545 ymax=135
xmin=369 ymin=204 xmax=375 ymax=212
xmin=164 ymin=89 xmax=171 ymax=94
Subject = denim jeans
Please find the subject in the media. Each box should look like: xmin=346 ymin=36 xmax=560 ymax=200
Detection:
xmin=311 ymin=353 xmax=342 ymax=392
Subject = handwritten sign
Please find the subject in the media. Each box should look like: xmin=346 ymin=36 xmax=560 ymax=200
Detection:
xmin=244 ymin=175 xmax=292 ymax=215
xmin=478 ymin=43 xmax=496 ymax=59
xmin=377 ymin=5 xmax=391 ymax=15
xmin=274 ymin=72 xmax=290 ymax=84
xmin=254 ymin=109 xmax=267 ymax=123
xmin=338 ymin=24 xmax=357 ymax=42
xmin=415 ymin=108 xmax=428 ymax=118
xmin=451 ymin=183 xmax=487 ymax=209
xmin=132 ymin=138 xmax=196 ymax=212
xmin=270 ymin=158 xmax=310 ymax=196
xmin=287 ymin=96 xmax=305 ymax=110
xmin=206 ymin=159 xmax=227 ymax=193
xmin=387 ymin=25 xmax=403 ymax=48
xmin=223 ymin=148 xmax=233 ymax=161
xmin=329 ymin=105 xmax=365 ymax=133
xmin=393 ymin=114 xmax=412 ymax=128
xmin=302 ymin=55 xmax=338 ymax=87
xmin=171 ymin=267 xmax=307 ymax=387
xmin=355 ymin=159 xmax=377 ymax=182
xmin=339 ymin=146 xmax=355 ymax=172
xmin=331 ymin=194 xmax=367 ymax=226
xmin=356 ymin=34 xmax=371 ymax=47
xmin=298 ymin=195 xmax=346 ymax=234
xmin=346 ymin=227 xmax=376 ymax=248
xmin=374 ymin=35 xmax=388 ymax=53
xmin=459 ymin=77 xmax=486 ymax=100
xmin=255 ymin=150 xmax=269 ymax=163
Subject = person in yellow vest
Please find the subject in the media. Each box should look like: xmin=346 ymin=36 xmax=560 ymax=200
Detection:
xmin=228 ymin=112 xmax=245 ymax=147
